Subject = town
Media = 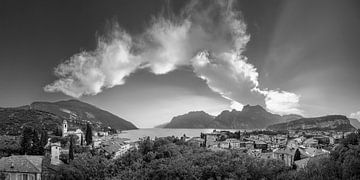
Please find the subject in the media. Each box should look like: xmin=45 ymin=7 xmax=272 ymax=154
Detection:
xmin=0 ymin=116 xmax=357 ymax=179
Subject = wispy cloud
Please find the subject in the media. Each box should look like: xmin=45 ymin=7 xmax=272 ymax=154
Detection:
xmin=45 ymin=0 xmax=302 ymax=115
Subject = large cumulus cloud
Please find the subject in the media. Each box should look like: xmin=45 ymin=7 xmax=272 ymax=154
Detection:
xmin=45 ymin=0 xmax=302 ymax=115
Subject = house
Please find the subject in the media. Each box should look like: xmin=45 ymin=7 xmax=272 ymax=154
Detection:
xmin=0 ymin=141 xmax=63 ymax=180
xmin=273 ymin=148 xmax=296 ymax=166
xmin=99 ymin=140 xmax=132 ymax=159
xmin=254 ymin=141 xmax=268 ymax=151
xmin=0 ymin=155 xmax=43 ymax=180
xmin=245 ymin=141 xmax=254 ymax=150
xmin=225 ymin=138 xmax=241 ymax=149
xmin=303 ymin=138 xmax=319 ymax=148
xmin=219 ymin=141 xmax=230 ymax=149
xmin=302 ymin=147 xmax=330 ymax=158
xmin=204 ymin=133 xmax=220 ymax=147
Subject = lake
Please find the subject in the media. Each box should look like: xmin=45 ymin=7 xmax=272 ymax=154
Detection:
xmin=116 ymin=128 xmax=245 ymax=142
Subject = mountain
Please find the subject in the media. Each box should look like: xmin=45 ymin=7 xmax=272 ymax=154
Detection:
xmin=282 ymin=114 xmax=303 ymax=122
xmin=30 ymin=99 xmax=137 ymax=130
xmin=213 ymin=105 xmax=284 ymax=129
xmin=267 ymin=115 xmax=355 ymax=131
xmin=0 ymin=107 xmax=63 ymax=135
xmin=164 ymin=111 xmax=216 ymax=128
xmin=162 ymin=105 xmax=288 ymax=129
xmin=349 ymin=118 xmax=360 ymax=129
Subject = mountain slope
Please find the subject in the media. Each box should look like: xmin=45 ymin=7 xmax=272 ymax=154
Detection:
xmin=0 ymin=107 xmax=63 ymax=135
xmin=282 ymin=114 xmax=303 ymax=122
xmin=164 ymin=111 xmax=216 ymax=128
xmin=30 ymin=99 xmax=137 ymax=130
xmin=267 ymin=115 xmax=355 ymax=131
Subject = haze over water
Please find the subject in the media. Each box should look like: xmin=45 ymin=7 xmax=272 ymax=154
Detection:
xmin=117 ymin=128 xmax=245 ymax=142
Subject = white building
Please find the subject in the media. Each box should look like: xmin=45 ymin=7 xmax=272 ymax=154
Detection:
xmin=62 ymin=120 xmax=84 ymax=144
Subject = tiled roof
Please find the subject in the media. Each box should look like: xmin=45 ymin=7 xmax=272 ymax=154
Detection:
xmin=100 ymin=141 xmax=128 ymax=154
xmin=0 ymin=155 xmax=44 ymax=173
xmin=273 ymin=148 xmax=295 ymax=155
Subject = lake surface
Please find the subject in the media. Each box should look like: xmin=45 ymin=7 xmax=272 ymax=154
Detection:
xmin=117 ymin=128 xmax=244 ymax=142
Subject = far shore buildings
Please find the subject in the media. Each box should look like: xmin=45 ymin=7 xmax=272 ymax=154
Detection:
xmin=200 ymin=129 xmax=340 ymax=168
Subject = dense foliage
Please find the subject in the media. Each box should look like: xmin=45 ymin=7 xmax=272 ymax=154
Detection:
xmin=55 ymin=131 xmax=360 ymax=180
xmin=56 ymin=136 xmax=289 ymax=180
xmin=20 ymin=127 xmax=47 ymax=155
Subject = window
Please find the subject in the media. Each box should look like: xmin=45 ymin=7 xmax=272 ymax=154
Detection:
xmin=28 ymin=174 xmax=35 ymax=180
xmin=15 ymin=173 xmax=35 ymax=180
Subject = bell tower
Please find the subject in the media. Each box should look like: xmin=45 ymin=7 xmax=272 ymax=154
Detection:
xmin=62 ymin=120 xmax=68 ymax=137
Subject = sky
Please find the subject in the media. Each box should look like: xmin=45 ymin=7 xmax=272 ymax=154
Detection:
xmin=1 ymin=0 xmax=360 ymax=128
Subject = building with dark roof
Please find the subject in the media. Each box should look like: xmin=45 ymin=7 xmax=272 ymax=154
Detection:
xmin=0 ymin=155 xmax=43 ymax=180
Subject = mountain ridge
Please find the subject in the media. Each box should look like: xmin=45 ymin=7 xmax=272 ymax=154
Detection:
xmin=161 ymin=105 xmax=299 ymax=129
xmin=159 ymin=105 xmax=355 ymax=130
xmin=267 ymin=115 xmax=355 ymax=131
xmin=30 ymin=99 xmax=137 ymax=130
xmin=0 ymin=99 xmax=137 ymax=135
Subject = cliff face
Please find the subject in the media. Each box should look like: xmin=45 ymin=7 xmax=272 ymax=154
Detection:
xmin=163 ymin=105 xmax=288 ymax=129
xmin=267 ymin=115 xmax=355 ymax=131
xmin=164 ymin=111 xmax=216 ymax=128
xmin=213 ymin=105 xmax=283 ymax=129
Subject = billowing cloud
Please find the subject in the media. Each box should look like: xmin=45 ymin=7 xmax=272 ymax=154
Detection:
xmin=350 ymin=111 xmax=360 ymax=120
xmin=262 ymin=90 xmax=302 ymax=115
xmin=45 ymin=0 xmax=302 ymax=115
xmin=44 ymin=28 xmax=142 ymax=98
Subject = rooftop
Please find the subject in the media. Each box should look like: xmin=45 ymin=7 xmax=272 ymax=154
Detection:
xmin=0 ymin=155 xmax=44 ymax=173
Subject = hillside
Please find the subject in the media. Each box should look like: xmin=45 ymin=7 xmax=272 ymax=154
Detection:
xmin=0 ymin=107 xmax=63 ymax=135
xmin=282 ymin=114 xmax=303 ymax=122
xmin=164 ymin=111 xmax=216 ymax=128
xmin=30 ymin=99 xmax=137 ymax=130
xmin=349 ymin=118 xmax=360 ymax=129
xmin=267 ymin=115 xmax=355 ymax=131
xmin=162 ymin=105 xmax=291 ymax=129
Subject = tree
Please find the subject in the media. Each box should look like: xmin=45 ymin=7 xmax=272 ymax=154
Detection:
xmin=294 ymin=149 xmax=301 ymax=161
xmin=54 ymin=126 xmax=63 ymax=137
xmin=30 ymin=129 xmax=43 ymax=155
xmin=69 ymin=135 xmax=74 ymax=161
xmin=80 ymin=135 xmax=84 ymax=146
xmin=85 ymin=123 xmax=93 ymax=145
xmin=40 ymin=130 xmax=48 ymax=147
xmin=20 ymin=127 xmax=33 ymax=155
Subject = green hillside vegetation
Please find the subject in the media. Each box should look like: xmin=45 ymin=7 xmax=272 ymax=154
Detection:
xmin=53 ymin=130 xmax=360 ymax=180
xmin=0 ymin=108 xmax=62 ymax=135
xmin=31 ymin=99 xmax=137 ymax=130
xmin=268 ymin=115 xmax=355 ymax=131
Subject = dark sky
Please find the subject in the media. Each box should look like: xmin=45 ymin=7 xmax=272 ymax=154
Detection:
xmin=1 ymin=0 xmax=360 ymax=127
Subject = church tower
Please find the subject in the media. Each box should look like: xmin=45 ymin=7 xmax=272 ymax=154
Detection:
xmin=62 ymin=120 xmax=68 ymax=137
xmin=50 ymin=142 xmax=61 ymax=165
